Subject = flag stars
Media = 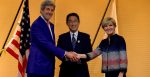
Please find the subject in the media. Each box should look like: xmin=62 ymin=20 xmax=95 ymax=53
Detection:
xmin=7 ymin=0 xmax=30 ymax=76
xmin=24 ymin=5 xmax=26 ymax=8
xmin=21 ymin=22 xmax=24 ymax=26
xmin=27 ymin=34 xmax=29 ymax=37
xmin=20 ymin=46 xmax=22 ymax=49
xmin=24 ymin=43 xmax=26 ymax=47
xmin=21 ymin=34 xmax=23 ymax=37
xmin=21 ymin=28 xmax=24 ymax=31
xmin=26 ymin=40 xmax=28 ymax=43
xmin=20 ymin=40 xmax=23 ymax=43
xmin=22 ymin=16 xmax=25 ymax=20
xmin=26 ymin=21 xmax=28 ymax=23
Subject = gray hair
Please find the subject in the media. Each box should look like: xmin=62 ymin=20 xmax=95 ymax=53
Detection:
xmin=102 ymin=17 xmax=116 ymax=28
xmin=40 ymin=0 xmax=55 ymax=10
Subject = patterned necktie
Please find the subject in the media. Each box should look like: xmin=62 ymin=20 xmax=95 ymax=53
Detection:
xmin=72 ymin=33 xmax=81 ymax=64
xmin=72 ymin=33 xmax=76 ymax=50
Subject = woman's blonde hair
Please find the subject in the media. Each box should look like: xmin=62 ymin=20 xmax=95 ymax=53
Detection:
xmin=102 ymin=17 xmax=116 ymax=28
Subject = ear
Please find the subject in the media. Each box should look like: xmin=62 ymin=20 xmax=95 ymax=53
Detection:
xmin=78 ymin=22 xmax=80 ymax=25
xmin=40 ymin=10 xmax=42 ymax=14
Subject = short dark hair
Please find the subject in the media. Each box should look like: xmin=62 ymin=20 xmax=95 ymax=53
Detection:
xmin=66 ymin=13 xmax=80 ymax=24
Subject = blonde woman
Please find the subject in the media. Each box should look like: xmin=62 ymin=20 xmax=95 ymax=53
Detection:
xmin=78 ymin=17 xmax=127 ymax=77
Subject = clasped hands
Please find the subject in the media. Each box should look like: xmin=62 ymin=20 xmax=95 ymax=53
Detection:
xmin=65 ymin=51 xmax=87 ymax=62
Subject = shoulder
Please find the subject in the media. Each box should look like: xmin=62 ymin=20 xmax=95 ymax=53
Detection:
xmin=115 ymin=34 xmax=125 ymax=41
xmin=78 ymin=32 xmax=90 ymax=38
xmin=59 ymin=32 xmax=70 ymax=38
xmin=34 ymin=16 xmax=43 ymax=23
xmin=113 ymin=34 xmax=126 ymax=45
xmin=31 ymin=16 xmax=43 ymax=27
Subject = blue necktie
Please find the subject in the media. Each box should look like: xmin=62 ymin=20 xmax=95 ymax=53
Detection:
xmin=72 ymin=33 xmax=81 ymax=64
xmin=72 ymin=33 xmax=76 ymax=50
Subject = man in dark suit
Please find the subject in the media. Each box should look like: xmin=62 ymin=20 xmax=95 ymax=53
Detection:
xmin=26 ymin=1 xmax=78 ymax=77
xmin=57 ymin=13 xmax=92 ymax=77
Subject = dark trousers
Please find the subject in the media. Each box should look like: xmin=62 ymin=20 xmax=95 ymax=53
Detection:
xmin=59 ymin=64 xmax=90 ymax=77
xmin=105 ymin=71 xmax=126 ymax=77
xmin=27 ymin=73 xmax=52 ymax=77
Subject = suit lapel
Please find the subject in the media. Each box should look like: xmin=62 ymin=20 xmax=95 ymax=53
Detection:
xmin=50 ymin=23 xmax=55 ymax=43
xmin=66 ymin=32 xmax=74 ymax=50
xmin=76 ymin=32 xmax=81 ymax=48
xmin=38 ymin=16 xmax=55 ymax=43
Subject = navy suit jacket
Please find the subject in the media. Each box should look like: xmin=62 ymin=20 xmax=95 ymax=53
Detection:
xmin=26 ymin=16 xmax=65 ymax=77
xmin=57 ymin=32 xmax=92 ymax=77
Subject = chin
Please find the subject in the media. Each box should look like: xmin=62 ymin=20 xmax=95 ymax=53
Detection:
xmin=71 ymin=30 xmax=77 ymax=32
xmin=107 ymin=32 xmax=113 ymax=35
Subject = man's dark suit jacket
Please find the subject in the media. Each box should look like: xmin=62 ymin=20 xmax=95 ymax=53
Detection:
xmin=26 ymin=16 xmax=65 ymax=77
xmin=57 ymin=31 xmax=92 ymax=77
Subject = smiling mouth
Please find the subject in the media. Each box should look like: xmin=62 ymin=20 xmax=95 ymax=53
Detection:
xmin=71 ymin=25 xmax=76 ymax=27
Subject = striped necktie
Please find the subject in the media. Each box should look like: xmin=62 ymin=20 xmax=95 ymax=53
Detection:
xmin=72 ymin=33 xmax=76 ymax=50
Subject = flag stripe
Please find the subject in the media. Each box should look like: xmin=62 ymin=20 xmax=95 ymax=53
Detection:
xmin=23 ymin=55 xmax=27 ymax=72
xmin=8 ymin=42 xmax=19 ymax=53
xmin=12 ymin=39 xmax=20 ymax=49
xmin=6 ymin=47 xmax=18 ymax=59
xmin=5 ymin=0 xmax=30 ymax=77
xmin=16 ymin=30 xmax=21 ymax=37
xmin=18 ymin=61 xmax=24 ymax=77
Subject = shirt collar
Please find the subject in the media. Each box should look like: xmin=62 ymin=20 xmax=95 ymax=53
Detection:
xmin=70 ymin=31 xmax=78 ymax=37
xmin=41 ymin=16 xmax=49 ymax=24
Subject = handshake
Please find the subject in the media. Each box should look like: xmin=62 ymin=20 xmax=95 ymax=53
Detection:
xmin=65 ymin=51 xmax=87 ymax=62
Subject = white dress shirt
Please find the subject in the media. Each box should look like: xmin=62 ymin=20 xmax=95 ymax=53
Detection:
xmin=70 ymin=31 xmax=78 ymax=42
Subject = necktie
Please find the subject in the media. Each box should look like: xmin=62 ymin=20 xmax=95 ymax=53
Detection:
xmin=72 ymin=33 xmax=81 ymax=64
xmin=72 ymin=33 xmax=76 ymax=50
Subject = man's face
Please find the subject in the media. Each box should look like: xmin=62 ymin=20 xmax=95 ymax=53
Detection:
xmin=41 ymin=6 xmax=54 ymax=21
xmin=67 ymin=16 xmax=79 ymax=33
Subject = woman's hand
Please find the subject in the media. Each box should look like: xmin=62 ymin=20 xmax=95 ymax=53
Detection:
xmin=77 ymin=54 xmax=87 ymax=59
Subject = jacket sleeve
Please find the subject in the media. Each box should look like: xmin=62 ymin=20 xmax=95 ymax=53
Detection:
xmin=57 ymin=35 xmax=64 ymax=49
xmin=31 ymin=23 xmax=65 ymax=59
xmin=57 ymin=35 xmax=66 ymax=60
xmin=84 ymin=34 xmax=92 ymax=53
xmin=80 ymin=34 xmax=92 ymax=62
xmin=119 ymin=36 xmax=128 ymax=73
xmin=86 ymin=46 xmax=102 ymax=60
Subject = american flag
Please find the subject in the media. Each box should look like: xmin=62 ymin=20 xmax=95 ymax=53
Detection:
xmin=5 ymin=0 xmax=30 ymax=77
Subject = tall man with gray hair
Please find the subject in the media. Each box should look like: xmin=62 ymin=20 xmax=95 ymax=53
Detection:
xmin=26 ymin=1 xmax=79 ymax=77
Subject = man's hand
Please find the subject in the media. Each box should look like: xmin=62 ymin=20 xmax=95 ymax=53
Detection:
xmin=118 ymin=72 xmax=123 ymax=77
xmin=65 ymin=51 xmax=79 ymax=62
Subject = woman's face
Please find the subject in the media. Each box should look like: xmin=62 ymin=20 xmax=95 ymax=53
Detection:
xmin=103 ymin=24 xmax=116 ymax=36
